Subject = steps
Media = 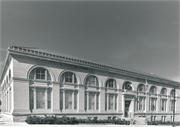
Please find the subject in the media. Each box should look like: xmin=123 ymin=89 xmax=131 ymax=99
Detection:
xmin=134 ymin=117 xmax=147 ymax=125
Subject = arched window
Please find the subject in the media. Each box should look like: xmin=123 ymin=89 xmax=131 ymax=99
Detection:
xmin=160 ymin=88 xmax=167 ymax=111
xmin=149 ymin=86 xmax=157 ymax=111
xmin=106 ymin=79 xmax=116 ymax=88
xmin=137 ymin=84 xmax=145 ymax=92
xmin=60 ymin=72 xmax=77 ymax=83
xmin=161 ymin=88 xmax=167 ymax=95
xmin=123 ymin=81 xmax=132 ymax=91
xmin=29 ymin=67 xmax=51 ymax=80
xmin=170 ymin=89 xmax=176 ymax=111
xmin=150 ymin=86 xmax=157 ymax=94
xmin=85 ymin=75 xmax=98 ymax=86
xmin=170 ymin=90 xmax=175 ymax=96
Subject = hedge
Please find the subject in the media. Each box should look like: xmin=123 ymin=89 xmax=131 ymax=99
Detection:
xmin=25 ymin=115 xmax=130 ymax=125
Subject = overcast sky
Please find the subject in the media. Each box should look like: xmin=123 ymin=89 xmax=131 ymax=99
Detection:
xmin=0 ymin=0 xmax=179 ymax=82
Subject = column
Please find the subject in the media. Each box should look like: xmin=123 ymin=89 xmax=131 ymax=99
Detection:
xmin=157 ymin=95 xmax=160 ymax=112
xmin=77 ymin=84 xmax=85 ymax=113
xmin=95 ymin=93 xmax=97 ymax=110
xmin=145 ymin=93 xmax=149 ymax=112
xmin=113 ymin=94 xmax=115 ymax=110
xmin=100 ymin=87 xmax=105 ymax=112
xmin=122 ymin=95 xmax=125 ymax=117
xmin=72 ymin=91 xmax=74 ymax=110
xmin=107 ymin=93 xmax=109 ymax=110
xmin=131 ymin=97 xmax=135 ymax=118
xmin=45 ymin=88 xmax=48 ymax=109
xmin=87 ymin=92 xmax=89 ymax=110
xmin=63 ymin=90 xmax=65 ymax=110
xmin=34 ymin=87 xmax=36 ymax=109
xmin=51 ymin=82 xmax=60 ymax=112
xmin=167 ymin=97 xmax=170 ymax=112
xmin=117 ymin=90 xmax=122 ymax=113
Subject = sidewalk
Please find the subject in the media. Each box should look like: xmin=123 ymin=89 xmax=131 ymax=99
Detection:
xmin=0 ymin=114 xmax=176 ymax=126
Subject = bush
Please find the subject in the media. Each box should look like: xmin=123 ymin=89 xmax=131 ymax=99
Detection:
xmin=25 ymin=115 xmax=131 ymax=125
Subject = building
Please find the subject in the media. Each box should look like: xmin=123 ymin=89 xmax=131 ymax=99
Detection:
xmin=0 ymin=46 xmax=180 ymax=122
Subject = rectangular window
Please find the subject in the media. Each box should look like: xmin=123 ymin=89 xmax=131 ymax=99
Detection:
xmin=105 ymin=94 xmax=107 ymax=110
xmin=60 ymin=91 xmax=63 ymax=110
xmin=150 ymin=98 xmax=156 ymax=111
xmin=85 ymin=93 xmax=87 ymax=110
xmin=161 ymin=99 xmax=167 ymax=111
xmin=171 ymin=100 xmax=175 ymax=111
xmin=115 ymin=95 xmax=117 ymax=110
xmin=139 ymin=97 xmax=143 ymax=110
xmin=74 ymin=92 xmax=77 ymax=109
xmin=30 ymin=89 xmax=34 ymax=109
xmin=143 ymin=98 xmax=145 ymax=110
xmin=65 ymin=92 xmax=72 ymax=109
xmin=48 ymin=90 xmax=51 ymax=109
xmin=65 ymin=73 xmax=73 ymax=83
xmin=96 ymin=94 xmax=99 ymax=110
xmin=109 ymin=94 xmax=113 ymax=110
xmin=36 ymin=89 xmax=45 ymax=109
xmin=89 ymin=93 xmax=95 ymax=110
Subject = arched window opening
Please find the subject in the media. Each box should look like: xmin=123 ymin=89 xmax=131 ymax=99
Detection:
xmin=138 ymin=84 xmax=145 ymax=92
xmin=106 ymin=79 xmax=116 ymax=88
xmin=161 ymin=88 xmax=167 ymax=95
xmin=85 ymin=75 xmax=98 ymax=86
xmin=170 ymin=90 xmax=175 ymax=96
xmin=60 ymin=72 xmax=77 ymax=83
xmin=123 ymin=81 xmax=132 ymax=91
xmin=150 ymin=86 xmax=157 ymax=94
xmin=29 ymin=67 xmax=51 ymax=80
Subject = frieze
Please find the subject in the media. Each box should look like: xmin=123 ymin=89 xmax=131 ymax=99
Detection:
xmin=7 ymin=46 xmax=180 ymax=87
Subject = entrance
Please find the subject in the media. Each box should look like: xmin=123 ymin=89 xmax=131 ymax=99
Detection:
xmin=125 ymin=101 xmax=131 ymax=117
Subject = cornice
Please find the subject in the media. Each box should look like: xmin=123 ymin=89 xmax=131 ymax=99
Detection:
xmin=7 ymin=46 xmax=180 ymax=87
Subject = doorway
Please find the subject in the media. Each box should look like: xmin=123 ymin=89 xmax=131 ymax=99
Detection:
xmin=125 ymin=101 xmax=131 ymax=117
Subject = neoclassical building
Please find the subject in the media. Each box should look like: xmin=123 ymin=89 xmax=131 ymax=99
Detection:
xmin=0 ymin=46 xmax=180 ymax=122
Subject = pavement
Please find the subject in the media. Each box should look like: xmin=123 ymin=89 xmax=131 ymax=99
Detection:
xmin=0 ymin=114 xmax=177 ymax=126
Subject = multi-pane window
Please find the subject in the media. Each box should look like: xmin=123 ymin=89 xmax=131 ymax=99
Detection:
xmin=138 ymin=84 xmax=145 ymax=92
xmin=170 ymin=100 xmax=175 ymax=111
xmin=106 ymin=79 xmax=116 ymax=88
xmin=161 ymin=88 xmax=167 ymax=96
xmin=36 ymin=89 xmax=45 ymax=109
xmin=36 ymin=68 xmax=45 ymax=80
xmin=29 ymin=67 xmax=51 ymax=80
xmin=65 ymin=92 xmax=72 ymax=109
xmin=123 ymin=81 xmax=132 ymax=91
xmin=138 ymin=97 xmax=145 ymax=111
xmin=115 ymin=95 xmax=117 ymax=110
xmin=150 ymin=98 xmax=156 ymax=111
xmin=61 ymin=72 xmax=77 ymax=83
xmin=150 ymin=86 xmax=157 ymax=95
xmin=86 ymin=76 xmax=98 ymax=86
xmin=105 ymin=94 xmax=107 ymax=110
xmin=161 ymin=99 xmax=166 ymax=111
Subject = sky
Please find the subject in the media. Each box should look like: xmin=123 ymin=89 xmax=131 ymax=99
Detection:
xmin=0 ymin=0 xmax=179 ymax=82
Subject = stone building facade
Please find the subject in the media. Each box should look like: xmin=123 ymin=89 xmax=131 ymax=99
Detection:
xmin=0 ymin=46 xmax=180 ymax=122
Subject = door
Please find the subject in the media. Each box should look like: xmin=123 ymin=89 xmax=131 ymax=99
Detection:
xmin=125 ymin=101 xmax=131 ymax=117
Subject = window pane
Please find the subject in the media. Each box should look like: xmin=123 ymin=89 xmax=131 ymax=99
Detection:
xmin=60 ymin=92 xmax=63 ymax=110
xmin=48 ymin=90 xmax=51 ymax=109
xmin=89 ymin=94 xmax=94 ymax=110
xmin=96 ymin=94 xmax=99 ymax=110
xmin=37 ymin=90 xmax=45 ymax=109
xmin=109 ymin=95 xmax=113 ymax=110
xmin=74 ymin=92 xmax=77 ymax=109
xmin=30 ymin=89 xmax=34 ymax=109
xmin=36 ymin=74 xmax=41 ymax=79
xmin=65 ymin=92 xmax=72 ymax=109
